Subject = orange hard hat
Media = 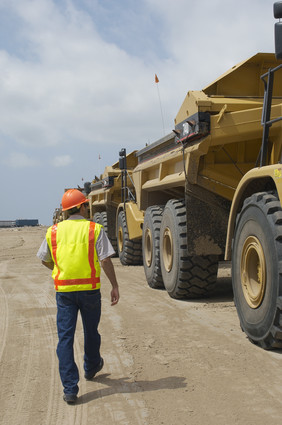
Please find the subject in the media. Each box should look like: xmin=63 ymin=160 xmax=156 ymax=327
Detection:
xmin=61 ymin=189 xmax=89 ymax=211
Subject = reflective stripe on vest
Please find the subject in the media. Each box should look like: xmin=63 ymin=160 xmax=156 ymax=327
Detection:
xmin=47 ymin=220 xmax=101 ymax=292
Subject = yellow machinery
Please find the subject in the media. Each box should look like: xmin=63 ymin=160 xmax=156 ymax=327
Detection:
xmin=52 ymin=208 xmax=63 ymax=224
xmin=54 ymin=3 xmax=282 ymax=349
xmin=88 ymin=150 xmax=142 ymax=262
xmin=113 ymin=4 xmax=282 ymax=349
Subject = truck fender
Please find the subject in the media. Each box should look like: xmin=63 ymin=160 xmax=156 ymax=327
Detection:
xmin=225 ymin=165 xmax=282 ymax=260
xmin=116 ymin=202 xmax=144 ymax=240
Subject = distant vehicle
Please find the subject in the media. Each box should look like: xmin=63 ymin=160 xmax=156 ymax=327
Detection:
xmin=88 ymin=150 xmax=138 ymax=256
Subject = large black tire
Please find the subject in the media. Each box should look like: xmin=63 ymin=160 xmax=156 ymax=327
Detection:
xmin=117 ymin=210 xmax=143 ymax=265
xmin=232 ymin=191 xmax=282 ymax=349
xmin=142 ymin=206 xmax=164 ymax=289
xmin=93 ymin=212 xmax=101 ymax=224
xmin=100 ymin=211 xmax=117 ymax=254
xmin=160 ymin=199 xmax=219 ymax=299
xmin=100 ymin=211 xmax=108 ymax=232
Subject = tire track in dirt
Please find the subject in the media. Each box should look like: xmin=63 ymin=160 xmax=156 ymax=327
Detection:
xmin=0 ymin=231 xmax=90 ymax=425
xmin=0 ymin=227 xmax=90 ymax=424
xmin=0 ymin=270 xmax=9 ymax=363
xmin=41 ymin=291 xmax=88 ymax=425
xmin=0 ymin=288 xmax=8 ymax=343
xmin=26 ymin=287 xmax=88 ymax=425
xmin=0 ymin=285 xmax=37 ymax=425
xmin=83 ymin=293 xmax=149 ymax=425
xmin=14 ymin=320 xmax=36 ymax=425
xmin=42 ymin=292 xmax=62 ymax=425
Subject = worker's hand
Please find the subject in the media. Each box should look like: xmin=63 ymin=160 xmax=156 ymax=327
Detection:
xmin=42 ymin=260 xmax=54 ymax=270
xmin=111 ymin=287 xmax=119 ymax=306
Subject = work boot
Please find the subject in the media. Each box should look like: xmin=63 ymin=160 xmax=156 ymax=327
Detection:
xmin=63 ymin=393 xmax=77 ymax=404
xmin=84 ymin=357 xmax=104 ymax=380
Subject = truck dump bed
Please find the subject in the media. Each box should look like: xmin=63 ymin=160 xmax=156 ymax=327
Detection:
xmin=133 ymin=53 xmax=282 ymax=211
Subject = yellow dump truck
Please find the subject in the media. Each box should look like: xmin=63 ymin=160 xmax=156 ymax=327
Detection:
xmin=112 ymin=5 xmax=282 ymax=349
xmin=52 ymin=208 xmax=63 ymax=224
xmin=88 ymin=150 xmax=142 ymax=262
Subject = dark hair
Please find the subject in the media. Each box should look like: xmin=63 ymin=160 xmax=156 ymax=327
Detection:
xmin=68 ymin=206 xmax=81 ymax=215
xmin=68 ymin=202 xmax=84 ymax=215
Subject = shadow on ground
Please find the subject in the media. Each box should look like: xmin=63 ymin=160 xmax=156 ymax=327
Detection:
xmin=78 ymin=373 xmax=187 ymax=404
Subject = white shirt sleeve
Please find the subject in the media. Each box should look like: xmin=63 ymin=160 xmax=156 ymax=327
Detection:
xmin=37 ymin=238 xmax=52 ymax=262
xmin=95 ymin=227 xmax=115 ymax=261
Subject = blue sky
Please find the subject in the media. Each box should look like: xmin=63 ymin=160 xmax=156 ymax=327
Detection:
xmin=0 ymin=0 xmax=277 ymax=225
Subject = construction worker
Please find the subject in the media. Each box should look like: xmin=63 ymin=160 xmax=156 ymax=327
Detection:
xmin=37 ymin=189 xmax=119 ymax=404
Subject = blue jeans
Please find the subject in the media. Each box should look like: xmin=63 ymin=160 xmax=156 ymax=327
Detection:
xmin=56 ymin=290 xmax=101 ymax=395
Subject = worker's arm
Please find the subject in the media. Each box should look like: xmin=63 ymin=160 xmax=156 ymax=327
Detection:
xmin=101 ymin=257 xmax=120 ymax=306
xmin=42 ymin=260 xmax=54 ymax=270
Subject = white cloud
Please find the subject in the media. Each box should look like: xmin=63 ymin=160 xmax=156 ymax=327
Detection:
xmin=4 ymin=152 xmax=40 ymax=168
xmin=52 ymin=154 xmax=73 ymax=167
xmin=0 ymin=0 xmax=165 ymax=149
xmin=0 ymin=0 xmax=275 ymax=154
xmin=0 ymin=0 xmax=276 ymax=153
xmin=0 ymin=0 xmax=278 ymax=225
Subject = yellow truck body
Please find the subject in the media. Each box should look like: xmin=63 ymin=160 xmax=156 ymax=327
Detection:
xmin=52 ymin=3 xmax=282 ymax=350
xmin=115 ymin=52 xmax=282 ymax=349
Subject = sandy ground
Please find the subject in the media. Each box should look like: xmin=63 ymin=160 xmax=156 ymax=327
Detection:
xmin=0 ymin=226 xmax=282 ymax=425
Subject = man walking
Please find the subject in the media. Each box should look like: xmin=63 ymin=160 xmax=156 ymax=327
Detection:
xmin=37 ymin=189 xmax=119 ymax=404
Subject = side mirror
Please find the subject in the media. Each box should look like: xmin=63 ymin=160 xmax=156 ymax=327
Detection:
xmin=274 ymin=2 xmax=282 ymax=59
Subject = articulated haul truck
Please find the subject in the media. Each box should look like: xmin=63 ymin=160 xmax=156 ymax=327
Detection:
xmin=88 ymin=150 xmax=139 ymax=257
xmin=89 ymin=3 xmax=282 ymax=349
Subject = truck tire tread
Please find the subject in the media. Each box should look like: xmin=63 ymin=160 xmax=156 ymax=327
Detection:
xmin=160 ymin=199 xmax=218 ymax=299
xmin=142 ymin=205 xmax=164 ymax=289
xmin=232 ymin=191 xmax=282 ymax=349
xmin=117 ymin=210 xmax=143 ymax=265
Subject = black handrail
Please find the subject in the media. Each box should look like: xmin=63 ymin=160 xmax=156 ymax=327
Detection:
xmin=260 ymin=64 xmax=282 ymax=166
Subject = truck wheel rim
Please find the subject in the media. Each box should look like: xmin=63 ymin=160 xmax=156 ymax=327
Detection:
xmin=241 ymin=236 xmax=266 ymax=308
xmin=163 ymin=227 xmax=173 ymax=272
xmin=118 ymin=226 xmax=123 ymax=252
xmin=144 ymin=228 xmax=152 ymax=267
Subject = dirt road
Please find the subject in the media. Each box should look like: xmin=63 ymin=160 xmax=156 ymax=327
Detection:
xmin=0 ymin=226 xmax=282 ymax=425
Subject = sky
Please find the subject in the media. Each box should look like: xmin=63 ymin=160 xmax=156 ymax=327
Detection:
xmin=0 ymin=0 xmax=278 ymax=225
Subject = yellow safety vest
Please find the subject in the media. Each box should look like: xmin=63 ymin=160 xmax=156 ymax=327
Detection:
xmin=46 ymin=219 xmax=102 ymax=292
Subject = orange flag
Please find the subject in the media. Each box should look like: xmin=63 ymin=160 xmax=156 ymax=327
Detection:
xmin=155 ymin=74 xmax=159 ymax=83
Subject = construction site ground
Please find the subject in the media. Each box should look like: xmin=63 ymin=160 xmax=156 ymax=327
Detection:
xmin=0 ymin=226 xmax=282 ymax=425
